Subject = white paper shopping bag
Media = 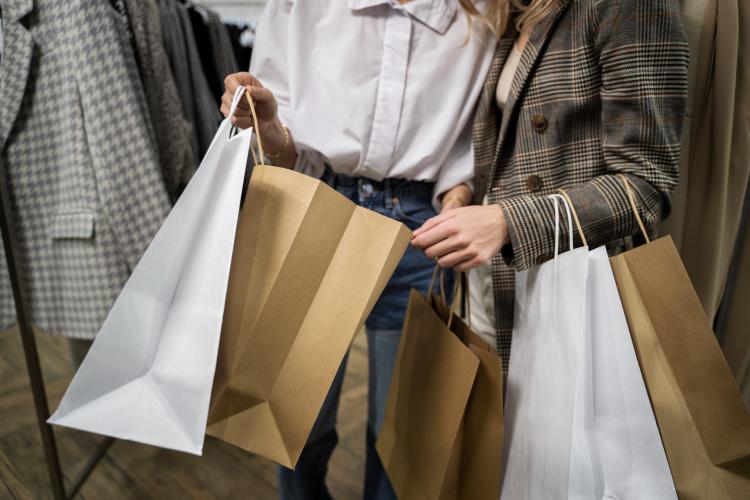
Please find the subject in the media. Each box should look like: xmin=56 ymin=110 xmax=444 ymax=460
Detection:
xmin=568 ymin=245 xmax=676 ymax=499
xmin=48 ymin=87 xmax=254 ymax=455
xmin=501 ymin=196 xmax=589 ymax=499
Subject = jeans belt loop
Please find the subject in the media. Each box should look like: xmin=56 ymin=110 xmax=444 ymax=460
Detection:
xmin=384 ymin=179 xmax=393 ymax=209
xmin=324 ymin=166 xmax=337 ymax=189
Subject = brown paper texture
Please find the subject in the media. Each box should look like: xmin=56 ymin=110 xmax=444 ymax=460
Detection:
xmin=206 ymin=166 xmax=411 ymax=468
xmin=610 ymin=236 xmax=750 ymax=499
xmin=378 ymin=289 xmax=503 ymax=500
xmin=432 ymin=295 xmax=504 ymax=500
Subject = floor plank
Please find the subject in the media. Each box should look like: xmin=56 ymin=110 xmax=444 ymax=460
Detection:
xmin=0 ymin=327 xmax=369 ymax=499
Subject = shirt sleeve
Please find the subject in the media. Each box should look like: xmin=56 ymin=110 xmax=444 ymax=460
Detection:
xmin=433 ymin=117 xmax=475 ymax=211
xmin=250 ymin=0 xmax=327 ymax=178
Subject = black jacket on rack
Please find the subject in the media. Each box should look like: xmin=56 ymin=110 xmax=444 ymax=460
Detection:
xmin=158 ymin=0 xmax=221 ymax=157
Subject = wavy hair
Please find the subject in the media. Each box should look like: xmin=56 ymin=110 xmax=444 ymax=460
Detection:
xmin=460 ymin=0 xmax=560 ymax=37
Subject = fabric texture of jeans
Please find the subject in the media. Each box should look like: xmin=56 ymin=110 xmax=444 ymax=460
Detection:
xmin=278 ymin=173 xmax=452 ymax=500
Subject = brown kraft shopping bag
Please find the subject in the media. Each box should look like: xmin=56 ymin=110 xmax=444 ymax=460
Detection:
xmin=377 ymin=272 xmax=503 ymax=500
xmin=431 ymin=290 xmax=504 ymax=500
xmin=610 ymin=175 xmax=750 ymax=499
xmin=206 ymin=164 xmax=411 ymax=468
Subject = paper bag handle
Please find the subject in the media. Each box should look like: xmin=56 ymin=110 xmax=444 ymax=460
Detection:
xmin=240 ymin=87 xmax=266 ymax=166
xmin=226 ymin=85 xmax=266 ymax=165
xmin=464 ymin=271 xmax=472 ymax=330
xmin=427 ymin=266 xmax=463 ymax=329
xmin=245 ymin=91 xmax=266 ymax=165
xmin=618 ymin=174 xmax=651 ymax=243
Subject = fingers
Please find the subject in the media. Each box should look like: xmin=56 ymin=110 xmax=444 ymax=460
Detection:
xmin=412 ymin=211 xmax=456 ymax=238
xmin=437 ymin=249 xmax=475 ymax=269
xmin=455 ymin=257 xmax=485 ymax=272
xmin=224 ymin=72 xmax=262 ymax=94
xmin=436 ymin=248 xmax=488 ymax=271
xmin=221 ymin=72 xmax=263 ymax=125
xmin=220 ymin=92 xmax=232 ymax=117
xmin=248 ymin=86 xmax=275 ymax=105
xmin=223 ymin=73 xmax=267 ymax=112
xmin=422 ymin=236 xmax=464 ymax=260
xmin=221 ymin=96 xmax=252 ymax=128
xmin=232 ymin=106 xmax=252 ymax=118
xmin=412 ymin=216 xmax=460 ymax=249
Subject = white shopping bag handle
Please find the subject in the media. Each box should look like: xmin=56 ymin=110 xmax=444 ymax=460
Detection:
xmin=557 ymin=190 xmax=588 ymax=247
xmin=227 ymin=85 xmax=249 ymax=120
xmin=550 ymin=194 xmax=574 ymax=259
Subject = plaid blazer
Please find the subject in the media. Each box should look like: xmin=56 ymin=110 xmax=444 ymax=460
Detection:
xmin=472 ymin=0 xmax=689 ymax=364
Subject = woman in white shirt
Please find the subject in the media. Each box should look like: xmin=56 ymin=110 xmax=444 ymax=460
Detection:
xmin=221 ymin=1 xmax=494 ymax=498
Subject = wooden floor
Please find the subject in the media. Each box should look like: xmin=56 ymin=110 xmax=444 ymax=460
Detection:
xmin=0 ymin=327 xmax=369 ymax=500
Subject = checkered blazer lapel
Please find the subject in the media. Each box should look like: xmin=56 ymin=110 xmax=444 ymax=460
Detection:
xmin=489 ymin=0 xmax=572 ymax=189
xmin=472 ymin=38 xmax=512 ymax=203
xmin=0 ymin=0 xmax=34 ymax=151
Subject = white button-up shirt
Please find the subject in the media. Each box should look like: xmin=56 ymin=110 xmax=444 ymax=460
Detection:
xmin=250 ymin=0 xmax=495 ymax=207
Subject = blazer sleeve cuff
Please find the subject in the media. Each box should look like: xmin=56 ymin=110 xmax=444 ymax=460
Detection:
xmin=497 ymin=194 xmax=562 ymax=271
xmin=495 ymin=174 xmax=667 ymax=271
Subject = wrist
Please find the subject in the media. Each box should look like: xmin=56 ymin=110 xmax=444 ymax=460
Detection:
xmin=441 ymin=183 xmax=472 ymax=207
xmin=443 ymin=195 xmax=469 ymax=208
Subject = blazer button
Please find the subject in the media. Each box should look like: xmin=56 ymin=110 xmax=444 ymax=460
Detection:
xmin=531 ymin=114 xmax=548 ymax=133
xmin=526 ymin=174 xmax=543 ymax=192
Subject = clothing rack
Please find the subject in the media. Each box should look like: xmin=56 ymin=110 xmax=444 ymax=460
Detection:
xmin=0 ymin=158 xmax=114 ymax=500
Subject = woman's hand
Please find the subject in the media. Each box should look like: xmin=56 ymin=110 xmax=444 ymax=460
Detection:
xmin=411 ymin=205 xmax=510 ymax=271
xmin=221 ymin=72 xmax=296 ymax=165
xmin=221 ymin=73 xmax=277 ymax=127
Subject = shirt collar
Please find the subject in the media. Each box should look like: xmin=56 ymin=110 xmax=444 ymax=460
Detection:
xmin=347 ymin=0 xmax=457 ymax=35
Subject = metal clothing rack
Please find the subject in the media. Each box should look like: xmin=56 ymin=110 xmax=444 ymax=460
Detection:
xmin=0 ymin=159 xmax=114 ymax=500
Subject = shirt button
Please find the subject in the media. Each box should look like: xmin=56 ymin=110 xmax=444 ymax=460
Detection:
xmin=526 ymin=174 xmax=543 ymax=192
xmin=531 ymin=114 xmax=548 ymax=133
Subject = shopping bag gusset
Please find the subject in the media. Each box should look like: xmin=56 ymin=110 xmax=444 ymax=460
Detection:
xmin=48 ymin=86 xmax=256 ymax=455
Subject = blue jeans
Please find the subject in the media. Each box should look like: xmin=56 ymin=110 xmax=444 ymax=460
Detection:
xmin=278 ymin=174 xmax=452 ymax=500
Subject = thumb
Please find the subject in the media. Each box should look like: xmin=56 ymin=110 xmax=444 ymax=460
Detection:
xmin=249 ymin=86 xmax=275 ymax=105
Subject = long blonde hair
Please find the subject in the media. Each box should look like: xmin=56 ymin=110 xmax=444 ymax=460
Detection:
xmin=460 ymin=0 xmax=560 ymax=37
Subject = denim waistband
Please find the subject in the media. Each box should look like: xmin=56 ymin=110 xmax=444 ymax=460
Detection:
xmin=323 ymin=170 xmax=434 ymax=202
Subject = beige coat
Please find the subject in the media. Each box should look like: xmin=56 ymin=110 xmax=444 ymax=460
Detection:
xmin=663 ymin=0 xmax=750 ymax=321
